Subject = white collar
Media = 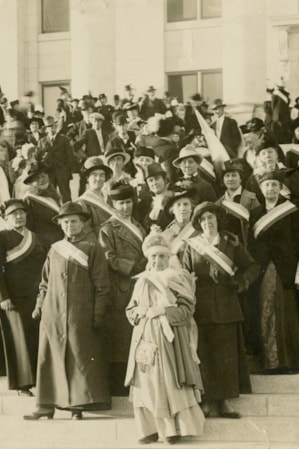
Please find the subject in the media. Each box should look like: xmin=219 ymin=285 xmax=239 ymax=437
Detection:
xmin=224 ymin=186 xmax=242 ymax=201
xmin=201 ymin=232 xmax=220 ymax=246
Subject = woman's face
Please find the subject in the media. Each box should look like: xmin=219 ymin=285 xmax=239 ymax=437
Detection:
xmin=31 ymin=172 xmax=49 ymax=191
xmin=135 ymin=156 xmax=154 ymax=170
xmin=87 ymin=169 xmax=106 ymax=191
xmin=179 ymin=157 xmax=199 ymax=177
xmin=112 ymin=198 xmax=133 ymax=218
xmin=109 ymin=155 xmax=125 ymax=172
xmin=172 ymin=198 xmax=192 ymax=224
xmin=223 ymin=171 xmax=242 ymax=191
xmin=0 ymin=144 xmax=7 ymax=162
xmin=147 ymin=174 xmax=166 ymax=195
xmin=199 ymin=211 xmax=218 ymax=235
xmin=148 ymin=251 xmax=170 ymax=271
xmin=5 ymin=208 xmax=27 ymax=230
xmin=175 ymin=105 xmax=185 ymax=120
xmin=59 ymin=215 xmax=84 ymax=238
xmin=258 ymin=147 xmax=278 ymax=166
xmin=260 ymin=180 xmax=280 ymax=201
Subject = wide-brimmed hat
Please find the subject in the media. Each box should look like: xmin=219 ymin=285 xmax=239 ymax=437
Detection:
xmin=90 ymin=112 xmax=105 ymax=121
xmin=143 ymin=162 xmax=166 ymax=180
xmin=142 ymin=233 xmax=170 ymax=258
xmin=192 ymin=202 xmax=222 ymax=231
xmin=52 ymin=202 xmax=90 ymax=223
xmin=146 ymin=86 xmax=156 ymax=93
xmin=165 ymin=186 xmax=197 ymax=217
xmin=123 ymin=102 xmax=139 ymax=111
xmin=212 ymin=99 xmax=227 ymax=110
xmin=105 ymin=148 xmax=131 ymax=166
xmin=172 ymin=144 xmax=202 ymax=168
xmin=83 ymin=156 xmax=112 ymax=179
xmin=1 ymin=199 xmax=27 ymax=217
xmin=110 ymin=182 xmax=135 ymax=201
xmin=28 ymin=117 xmax=44 ymax=128
xmin=134 ymin=146 xmax=155 ymax=160
xmin=23 ymin=164 xmax=49 ymax=185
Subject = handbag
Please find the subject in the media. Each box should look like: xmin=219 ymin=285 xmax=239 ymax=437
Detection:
xmin=135 ymin=339 xmax=157 ymax=366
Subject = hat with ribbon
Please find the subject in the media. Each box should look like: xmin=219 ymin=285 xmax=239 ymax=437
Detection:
xmin=172 ymin=144 xmax=202 ymax=168
xmin=52 ymin=202 xmax=90 ymax=223
xmin=83 ymin=156 xmax=112 ymax=179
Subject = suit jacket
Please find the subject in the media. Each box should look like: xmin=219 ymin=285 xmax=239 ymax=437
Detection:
xmin=37 ymin=134 xmax=74 ymax=170
xmin=212 ymin=116 xmax=242 ymax=158
xmin=75 ymin=128 xmax=109 ymax=157
xmin=216 ymin=189 xmax=260 ymax=247
xmin=140 ymin=97 xmax=167 ymax=120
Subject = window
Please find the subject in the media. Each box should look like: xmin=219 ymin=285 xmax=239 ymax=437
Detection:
xmin=42 ymin=0 xmax=69 ymax=33
xmin=168 ymin=70 xmax=223 ymax=104
xmin=168 ymin=73 xmax=198 ymax=103
xmin=201 ymin=0 xmax=222 ymax=19
xmin=167 ymin=0 xmax=197 ymax=22
xmin=42 ymin=82 xmax=70 ymax=117
xmin=201 ymin=70 xmax=223 ymax=103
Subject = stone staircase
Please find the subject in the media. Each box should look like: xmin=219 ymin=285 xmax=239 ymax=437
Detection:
xmin=0 ymin=375 xmax=299 ymax=448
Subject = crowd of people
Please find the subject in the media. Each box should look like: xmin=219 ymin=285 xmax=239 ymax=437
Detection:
xmin=0 ymin=81 xmax=299 ymax=444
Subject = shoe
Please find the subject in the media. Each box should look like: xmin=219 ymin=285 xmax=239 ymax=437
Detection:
xmin=166 ymin=435 xmax=181 ymax=444
xmin=23 ymin=411 xmax=54 ymax=420
xmin=139 ymin=433 xmax=159 ymax=444
xmin=219 ymin=410 xmax=241 ymax=419
xmin=71 ymin=410 xmax=83 ymax=420
xmin=18 ymin=389 xmax=34 ymax=397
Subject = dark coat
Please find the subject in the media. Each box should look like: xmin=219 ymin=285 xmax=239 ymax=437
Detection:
xmin=75 ymin=128 xmax=109 ymax=157
xmin=182 ymin=232 xmax=260 ymax=324
xmin=99 ymin=218 xmax=147 ymax=363
xmin=35 ymin=233 xmax=111 ymax=408
xmin=152 ymin=138 xmax=180 ymax=183
xmin=212 ymin=116 xmax=242 ymax=158
xmin=176 ymin=173 xmax=217 ymax=204
xmin=140 ymin=97 xmax=167 ymax=120
xmin=37 ymin=134 xmax=74 ymax=170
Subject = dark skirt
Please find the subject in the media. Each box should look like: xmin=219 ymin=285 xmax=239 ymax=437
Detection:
xmin=260 ymin=261 xmax=299 ymax=370
xmin=197 ymin=322 xmax=251 ymax=400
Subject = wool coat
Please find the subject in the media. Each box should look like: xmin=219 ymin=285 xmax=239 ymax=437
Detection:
xmin=34 ymin=233 xmax=111 ymax=409
xmin=99 ymin=217 xmax=147 ymax=363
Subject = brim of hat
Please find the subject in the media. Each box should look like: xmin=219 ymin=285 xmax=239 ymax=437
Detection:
xmin=4 ymin=205 xmax=26 ymax=216
xmin=23 ymin=168 xmax=50 ymax=185
xmin=105 ymin=152 xmax=131 ymax=165
xmin=165 ymin=189 xmax=197 ymax=217
xmin=85 ymin=164 xmax=113 ymax=178
xmin=222 ymin=167 xmax=244 ymax=177
xmin=212 ymin=104 xmax=226 ymax=110
xmin=52 ymin=211 xmax=90 ymax=224
xmin=172 ymin=154 xmax=202 ymax=168
xmin=192 ymin=204 xmax=221 ymax=230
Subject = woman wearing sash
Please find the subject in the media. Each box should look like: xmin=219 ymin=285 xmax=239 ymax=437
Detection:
xmin=183 ymin=202 xmax=259 ymax=418
xmin=23 ymin=164 xmax=63 ymax=250
xmin=249 ymin=171 xmax=299 ymax=373
xmin=102 ymin=148 xmax=132 ymax=202
xmin=76 ymin=156 xmax=113 ymax=239
xmin=99 ymin=183 xmax=147 ymax=395
xmin=125 ymin=233 xmax=205 ymax=444
xmin=24 ymin=202 xmax=111 ymax=420
xmin=0 ymin=200 xmax=45 ymax=396
xmin=216 ymin=159 xmax=259 ymax=248
xmin=162 ymin=185 xmax=198 ymax=266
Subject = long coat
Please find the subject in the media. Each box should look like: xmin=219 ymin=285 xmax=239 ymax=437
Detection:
xmin=99 ymin=217 xmax=147 ymax=363
xmin=212 ymin=116 xmax=242 ymax=158
xmin=35 ymin=233 xmax=111 ymax=409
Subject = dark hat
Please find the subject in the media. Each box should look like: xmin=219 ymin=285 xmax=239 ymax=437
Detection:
xmin=123 ymin=102 xmax=139 ymax=111
xmin=1 ymin=199 xmax=26 ymax=217
xmin=134 ymin=146 xmax=155 ymax=159
xmin=165 ymin=186 xmax=196 ymax=217
xmin=59 ymin=86 xmax=69 ymax=94
xmin=255 ymin=133 xmax=278 ymax=155
xmin=83 ymin=156 xmax=112 ymax=178
xmin=124 ymin=84 xmax=134 ymax=91
xmin=172 ymin=144 xmax=202 ymax=168
xmin=144 ymin=162 xmax=166 ymax=180
xmin=257 ymin=170 xmax=285 ymax=185
xmin=146 ymin=85 xmax=156 ymax=93
xmin=192 ymin=202 xmax=222 ymax=231
xmin=114 ymin=94 xmax=120 ymax=101
xmin=43 ymin=116 xmax=56 ymax=127
xmin=24 ymin=90 xmax=34 ymax=97
xmin=114 ymin=114 xmax=128 ymax=126
xmin=23 ymin=164 xmax=49 ymax=185
xmin=110 ymin=182 xmax=135 ymax=201
xmin=157 ymin=117 xmax=175 ymax=137
xmin=285 ymin=149 xmax=299 ymax=169
xmin=81 ymin=94 xmax=93 ymax=101
xmin=248 ymin=117 xmax=264 ymax=132
xmin=10 ymin=100 xmax=19 ymax=108
xmin=222 ymin=159 xmax=245 ymax=177
xmin=53 ymin=202 xmax=89 ymax=223
xmin=190 ymin=93 xmax=202 ymax=102
xmin=28 ymin=116 xmax=44 ymax=128
xmin=105 ymin=148 xmax=130 ymax=165
xmin=98 ymin=93 xmax=107 ymax=100
xmin=212 ymin=99 xmax=227 ymax=110
xmin=71 ymin=98 xmax=79 ymax=103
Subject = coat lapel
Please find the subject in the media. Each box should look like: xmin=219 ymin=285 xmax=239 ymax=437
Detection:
xmin=112 ymin=219 xmax=144 ymax=252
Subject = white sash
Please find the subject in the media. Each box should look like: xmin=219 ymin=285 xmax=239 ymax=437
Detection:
xmin=6 ymin=229 xmax=33 ymax=263
xmin=170 ymin=222 xmax=196 ymax=254
xmin=25 ymin=193 xmax=60 ymax=213
xmin=253 ymin=201 xmax=297 ymax=239
xmin=115 ymin=217 xmax=144 ymax=242
xmin=222 ymin=199 xmax=250 ymax=222
xmin=199 ymin=158 xmax=216 ymax=181
xmin=79 ymin=190 xmax=113 ymax=217
xmin=52 ymin=240 xmax=89 ymax=268
xmin=187 ymin=237 xmax=237 ymax=277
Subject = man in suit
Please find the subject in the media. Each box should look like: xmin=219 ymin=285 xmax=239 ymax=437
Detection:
xmin=75 ymin=112 xmax=109 ymax=157
xmin=140 ymin=86 xmax=167 ymax=120
xmin=37 ymin=116 xmax=74 ymax=202
xmin=211 ymin=99 xmax=242 ymax=158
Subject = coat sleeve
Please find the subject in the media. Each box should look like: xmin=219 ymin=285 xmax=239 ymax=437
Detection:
xmin=0 ymin=234 xmax=10 ymax=302
xmin=88 ymin=242 xmax=111 ymax=324
xmin=164 ymin=294 xmax=195 ymax=327
xmin=233 ymin=241 xmax=260 ymax=291
xmin=99 ymin=224 xmax=138 ymax=276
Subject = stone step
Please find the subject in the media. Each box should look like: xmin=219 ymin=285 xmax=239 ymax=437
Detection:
xmin=0 ymin=415 xmax=298 ymax=447
xmin=250 ymin=374 xmax=299 ymax=394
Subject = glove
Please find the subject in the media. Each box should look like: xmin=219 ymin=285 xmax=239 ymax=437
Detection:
xmin=0 ymin=299 xmax=15 ymax=312
xmin=32 ymin=306 xmax=41 ymax=320
xmin=146 ymin=306 xmax=165 ymax=319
